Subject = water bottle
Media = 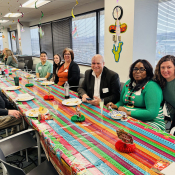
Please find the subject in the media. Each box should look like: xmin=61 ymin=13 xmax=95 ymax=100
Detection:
xmin=64 ymin=81 xmax=70 ymax=99
xmin=1 ymin=66 xmax=4 ymax=75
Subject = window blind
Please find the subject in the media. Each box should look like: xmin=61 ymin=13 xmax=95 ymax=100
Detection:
xmin=40 ymin=23 xmax=53 ymax=59
xmin=52 ymin=18 xmax=71 ymax=57
xmin=72 ymin=12 xmax=96 ymax=65
xmin=156 ymin=0 xmax=175 ymax=64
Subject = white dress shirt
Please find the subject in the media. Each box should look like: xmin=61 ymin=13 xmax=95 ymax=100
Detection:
xmin=92 ymin=71 xmax=102 ymax=98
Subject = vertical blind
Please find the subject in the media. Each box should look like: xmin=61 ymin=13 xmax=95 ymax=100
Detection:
xmin=30 ymin=26 xmax=40 ymax=56
xmin=40 ymin=23 xmax=53 ymax=59
xmin=72 ymin=12 xmax=97 ymax=65
xmin=52 ymin=18 xmax=71 ymax=57
xmin=156 ymin=0 xmax=175 ymax=64
xmin=99 ymin=10 xmax=104 ymax=57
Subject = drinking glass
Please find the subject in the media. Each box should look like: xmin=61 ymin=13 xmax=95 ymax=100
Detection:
xmin=33 ymin=89 xmax=38 ymax=98
xmin=99 ymin=99 xmax=104 ymax=115
xmin=53 ymin=101 xmax=58 ymax=114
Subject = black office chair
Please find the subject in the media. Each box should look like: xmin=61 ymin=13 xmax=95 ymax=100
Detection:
xmin=0 ymin=148 xmax=58 ymax=175
xmin=0 ymin=128 xmax=41 ymax=165
xmin=18 ymin=62 xmax=25 ymax=70
xmin=18 ymin=58 xmax=25 ymax=63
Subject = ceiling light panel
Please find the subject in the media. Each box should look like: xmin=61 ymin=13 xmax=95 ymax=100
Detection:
xmin=0 ymin=20 xmax=9 ymax=23
xmin=4 ymin=13 xmax=22 ymax=17
xmin=22 ymin=0 xmax=50 ymax=8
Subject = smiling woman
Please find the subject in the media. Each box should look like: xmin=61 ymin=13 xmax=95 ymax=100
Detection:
xmin=55 ymin=48 xmax=80 ymax=92
xmin=107 ymin=59 xmax=165 ymax=131
xmin=154 ymin=55 xmax=175 ymax=132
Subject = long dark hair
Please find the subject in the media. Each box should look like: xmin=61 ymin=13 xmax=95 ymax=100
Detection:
xmin=53 ymin=54 xmax=62 ymax=76
xmin=154 ymin=55 xmax=175 ymax=89
xmin=129 ymin=59 xmax=153 ymax=91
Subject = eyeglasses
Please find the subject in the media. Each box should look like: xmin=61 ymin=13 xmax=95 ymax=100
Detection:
xmin=133 ymin=68 xmax=146 ymax=72
xmin=64 ymin=54 xmax=71 ymax=56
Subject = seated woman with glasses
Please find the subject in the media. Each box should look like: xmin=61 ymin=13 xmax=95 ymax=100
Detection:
xmin=55 ymin=48 xmax=80 ymax=92
xmin=107 ymin=59 xmax=165 ymax=130
xmin=4 ymin=49 xmax=18 ymax=68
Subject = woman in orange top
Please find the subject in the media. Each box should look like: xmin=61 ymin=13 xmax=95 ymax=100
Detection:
xmin=56 ymin=48 xmax=80 ymax=91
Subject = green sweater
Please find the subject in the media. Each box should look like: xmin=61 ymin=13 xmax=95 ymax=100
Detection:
xmin=116 ymin=80 xmax=165 ymax=130
xmin=163 ymin=78 xmax=175 ymax=119
xmin=6 ymin=56 xmax=18 ymax=68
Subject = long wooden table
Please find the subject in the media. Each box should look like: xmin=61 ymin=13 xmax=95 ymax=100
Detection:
xmin=1 ymin=70 xmax=175 ymax=175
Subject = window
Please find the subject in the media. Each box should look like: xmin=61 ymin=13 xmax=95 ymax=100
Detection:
xmin=72 ymin=12 xmax=97 ymax=65
xmin=40 ymin=23 xmax=53 ymax=59
xmin=156 ymin=1 xmax=175 ymax=65
xmin=0 ymin=33 xmax=3 ymax=51
xmin=99 ymin=10 xmax=104 ymax=57
xmin=10 ymin=31 xmax=17 ymax=53
xmin=30 ymin=26 xmax=40 ymax=56
xmin=52 ymin=18 xmax=72 ymax=56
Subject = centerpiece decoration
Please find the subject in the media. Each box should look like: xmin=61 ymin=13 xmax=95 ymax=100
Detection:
xmin=115 ymin=129 xmax=136 ymax=153
xmin=44 ymin=87 xmax=54 ymax=100
xmin=71 ymin=105 xmax=85 ymax=122
xmin=25 ymin=79 xmax=34 ymax=87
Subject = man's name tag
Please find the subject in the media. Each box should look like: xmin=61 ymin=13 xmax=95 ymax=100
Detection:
xmin=38 ymin=67 xmax=42 ymax=70
xmin=102 ymin=88 xmax=109 ymax=93
xmin=64 ymin=69 xmax=68 ymax=72
xmin=135 ymin=89 xmax=141 ymax=95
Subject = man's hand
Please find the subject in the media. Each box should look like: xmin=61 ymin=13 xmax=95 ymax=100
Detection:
xmin=82 ymin=94 xmax=90 ymax=102
xmin=8 ymin=110 xmax=21 ymax=118
xmin=106 ymin=102 xmax=118 ymax=110
xmin=88 ymin=96 xmax=101 ymax=106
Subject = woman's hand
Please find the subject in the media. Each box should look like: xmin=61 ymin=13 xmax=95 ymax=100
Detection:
xmin=106 ymin=102 xmax=118 ymax=110
xmin=118 ymin=106 xmax=131 ymax=116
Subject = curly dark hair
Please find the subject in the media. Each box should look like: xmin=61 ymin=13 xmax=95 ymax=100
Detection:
xmin=53 ymin=54 xmax=62 ymax=76
xmin=154 ymin=55 xmax=175 ymax=89
xmin=129 ymin=59 xmax=153 ymax=91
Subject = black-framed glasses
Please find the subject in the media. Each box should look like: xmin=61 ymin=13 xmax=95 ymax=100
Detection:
xmin=133 ymin=67 xmax=146 ymax=73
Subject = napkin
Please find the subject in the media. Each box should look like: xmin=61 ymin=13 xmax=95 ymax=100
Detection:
xmin=161 ymin=162 xmax=175 ymax=175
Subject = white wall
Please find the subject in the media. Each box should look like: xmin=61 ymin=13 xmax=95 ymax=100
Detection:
xmin=104 ymin=0 xmax=135 ymax=82
xmin=2 ymin=28 xmax=9 ymax=49
xmin=133 ymin=0 xmax=158 ymax=67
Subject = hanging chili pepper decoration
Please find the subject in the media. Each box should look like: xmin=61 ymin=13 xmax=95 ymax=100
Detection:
xmin=18 ymin=19 xmax=23 ymax=26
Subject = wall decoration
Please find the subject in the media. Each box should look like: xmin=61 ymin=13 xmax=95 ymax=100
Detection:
xmin=21 ymin=27 xmax=25 ymax=32
xmin=38 ymin=26 xmax=44 ymax=38
xmin=71 ymin=0 xmax=78 ymax=18
xmin=72 ymin=22 xmax=78 ymax=39
xmin=109 ymin=23 xmax=127 ymax=34
xmin=2 ymin=35 xmax=5 ymax=38
xmin=112 ymin=42 xmax=123 ymax=62
xmin=12 ymin=34 xmax=16 ymax=40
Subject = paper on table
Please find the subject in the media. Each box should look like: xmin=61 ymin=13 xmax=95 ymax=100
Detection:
xmin=161 ymin=162 xmax=175 ymax=175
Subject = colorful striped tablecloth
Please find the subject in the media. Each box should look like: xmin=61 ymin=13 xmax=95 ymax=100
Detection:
xmin=1 ymin=71 xmax=175 ymax=175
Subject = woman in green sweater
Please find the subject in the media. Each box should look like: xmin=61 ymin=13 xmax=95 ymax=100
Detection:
xmin=107 ymin=59 xmax=165 ymax=130
xmin=4 ymin=49 xmax=18 ymax=68
xmin=154 ymin=55 xmax=175 ymax=133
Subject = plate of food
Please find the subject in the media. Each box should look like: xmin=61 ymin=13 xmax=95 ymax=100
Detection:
xmin=62 ymin=98 xmax=82 ymax=106
xmin=15 ymin=95 xmax=34 ymax=102
xmin=11 ymin=68 xmax=20 ymax=71
xmin=6 ymin=86 xmax=21 ymax=91
xmin=41 ymin=81 xmax=54 ymax=86
xmin=108 ymin=111 xmax=126 ymax=120
xmin=34 ymin=78 xmax=46 ymax=81
xmin=26 ymin=107 xmax=49 ymax=117
xmin=25 ymin=74 xmax=36 ymax=79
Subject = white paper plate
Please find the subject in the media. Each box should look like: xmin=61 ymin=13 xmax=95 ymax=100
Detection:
xmin=15 ymin=96 xmax=34 ymax=102
xmin=26 ymin=108 xmax=49 ymax=117
xmin=41 ymin=81 xmax=54 ymax=86
xmin=11 ymin=68 xmax=20 ymax=71
xmin=6 ymin=86 xmax=21 ymax=91
xmin=25 ymin=74 xmax=36 ymax=79
xmin=62 ymin=98 xmax=82 ymax=106
xmin=34 ymin=78 xmax=46 ymax=81
xmin=108 ymin=111 xmax=126 ymax=119
xmin=0 ymin=63 xmax=4 ymax=65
